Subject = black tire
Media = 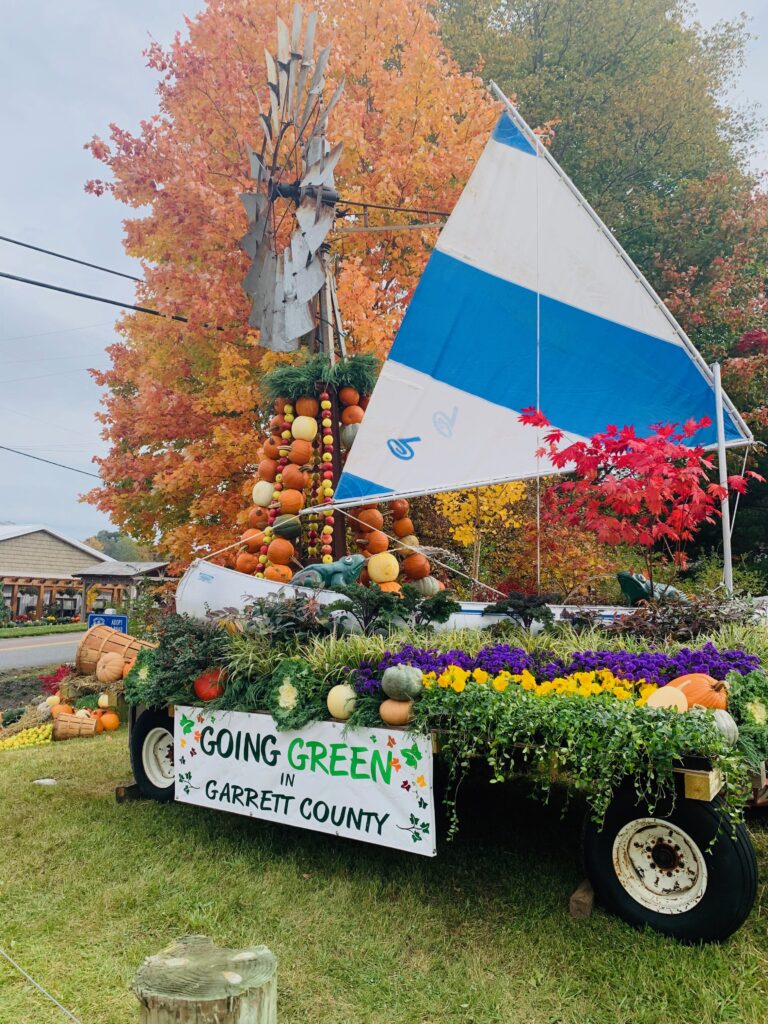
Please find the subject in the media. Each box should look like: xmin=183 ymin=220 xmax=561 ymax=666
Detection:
xmin=129 ymin=708 xmax=176 ymax=803
xmin=583 ymin=786 xmax=757 ymax=943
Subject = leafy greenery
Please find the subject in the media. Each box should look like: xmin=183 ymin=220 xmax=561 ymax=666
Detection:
xmin=484 ymin=591 xmax=557 ymax=629
xmin=73 ymin=693 xmax=100 ymax=711
xmin=124 ymin=615 xmax=227 ymax=707
xmin=261 ymin=353 xmax=379 ymax=403
xmin=327 ymin=585 xmax=404 ymax=635
xmin=727 ymin=668 xmax=768 ymax=768
xmin=397 ymin=586 xmax=461 ymax=628
xmin=609 ymin=592 xmax=756 ymax=642
xmin=263 ymin=658 xmax=327 ymax=730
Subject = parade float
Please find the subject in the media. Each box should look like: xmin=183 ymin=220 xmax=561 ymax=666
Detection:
xmin=119 ymin=6 xmax=768 ymax=943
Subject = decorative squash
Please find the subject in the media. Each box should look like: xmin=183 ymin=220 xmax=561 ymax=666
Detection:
xmin=194 ymin=668 xmax=226 ymax=702
xmin=281 ymin=464 xmax=308 ymax=490
xmin=289 ymin=439 xmax=313 ymax=465
xmin=46 ymin=693 xmax=60 ymax=707
xmin=390 ymin=499 xmax=409 ymax=519
xmin=98 ymin=692 xmax=111 ymax=709
xmin=291 ymin=415 xmax=318 ymax=442
xmin=326 ymin=683 xmax=357 ymax=720
xmin=51 ymin=703 xmax=74 ymax=718
xmin=377 ymin=581 xmax=402 ymax=595
xmin=272 ymin=514 xmax=302 ymax=541
xmin=382 ymin=665 xmax=423 ymax=701
xmin=709 ymin=708 xmax=739 ymax=746
xmin=357 ymin=509 xmax=383 ymax=532
xmin=258 ymin=458 xmax=278 ymax=482
xmin=411 ymin=575 xmax=440 ymax=597
xmin=265 ymin=564 xmax=293 ymax=583
xmin=402 ymin=553 xmax=430 ymax=580
xmin=241 ymin=528 xmax=265 ymax=552
xmin=396 ymin=534 xmax=420 ymax=551
xmin=645 ymin=687 xmax=688 ymax=713
xmin=263 ymin=436 xmax=282 ymax=459
xmin=338 ymin=386 xmax=360 ymax=406
xmin=96 ymin=652 xmax=125 ymax=684
xmin=366 ymin=530 xmax=389 ymax=554
xmin=279 ymin=489 xmax=305 ymax=515
xmin=340 ymin=405 xmax=365 ymax=425
xmin=340 ymin=424 xmax=359 ymax=448
xmin=267 ymin=538 xmax=295 ymax=565
xmin=247 ymin=505 xmax=269 ymax=530
xmin=274 ymin=397 xmax=288 ymax=414
xmin=393 ymin=517 xmax=415 ymax=538
xmin=121 ymin=659 xmax=136 ymax=679
xmin=296 ymin=396 xmax=319 ymax=417
xmin=252 ymin=480 xmax=275 ymax=507
xmin=367 ymin=552 xmax=399 ymax=583
xmin=100 ymin=711 xmax=120 ymax=731
xmin=668 ymin=673 xmax=728 ymax=710
xmin=379 ymin=698 xmax=413 ymax=727
xmin=235 ymin=551 xmax=260 ymax=575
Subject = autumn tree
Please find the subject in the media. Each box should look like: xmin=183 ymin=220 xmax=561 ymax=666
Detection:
xmin=84 ymin=0 xmax=494 ymax=559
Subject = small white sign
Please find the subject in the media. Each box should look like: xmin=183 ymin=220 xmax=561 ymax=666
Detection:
xmin=174 ymin=707 xmax=436 ymax=856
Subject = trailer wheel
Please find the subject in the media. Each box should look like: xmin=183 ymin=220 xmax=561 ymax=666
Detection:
xmin=583 ymin=786 xmax=757 ymax=943
xmin=130 ymin=708 xmax=175 ymax=803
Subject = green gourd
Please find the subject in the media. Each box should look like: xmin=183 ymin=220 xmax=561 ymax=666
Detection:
xmin=272 ymin=513 xmax=302 ymax=541
xmin=381 ymin=664 xmax=424 ymax=701
xmin=712 ymin=708 xmax=739 ymax=746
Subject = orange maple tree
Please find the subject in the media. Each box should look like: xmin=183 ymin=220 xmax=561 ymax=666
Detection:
xmin=83 ymin=0 xmax=494 ymax=560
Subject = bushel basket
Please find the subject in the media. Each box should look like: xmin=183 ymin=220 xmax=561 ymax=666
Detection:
xmin=75 ymin=625 xmax=157 ymax=675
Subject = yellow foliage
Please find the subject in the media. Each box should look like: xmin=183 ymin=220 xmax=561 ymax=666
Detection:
xmin=434 ymin=483 xmax=525 ymax=547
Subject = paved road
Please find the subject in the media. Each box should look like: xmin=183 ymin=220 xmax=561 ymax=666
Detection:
xmin=0 ymin=634 xmax=82 ymax=671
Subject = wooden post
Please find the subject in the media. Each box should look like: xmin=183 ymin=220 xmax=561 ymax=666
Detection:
xmin=133 ymin=935 xmax=276 ymax=1023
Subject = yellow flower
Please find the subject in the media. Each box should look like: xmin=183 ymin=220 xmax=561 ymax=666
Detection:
xmin=422 ymin=672 xmax=436 ymax=690
xmin=450 ymin=676 xmax=467 ymax=694
xmin=473 ymin=668 xmax=490 ymax=685
xmin=492 ymin=672 xmax=511 ymax=692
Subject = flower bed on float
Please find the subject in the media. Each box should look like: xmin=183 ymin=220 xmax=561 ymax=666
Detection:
xmin=124 ymin=609 xmax=768 ymax=830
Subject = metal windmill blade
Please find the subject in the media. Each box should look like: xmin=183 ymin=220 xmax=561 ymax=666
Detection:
xmin=238 ymin=3 xmax=345 ymax=354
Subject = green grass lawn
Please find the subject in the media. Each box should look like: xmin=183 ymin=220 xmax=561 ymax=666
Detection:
xmin=0 ymin=623 xmax=87 ymax=638
xmin=1 ymin=736 xmax=768 ymax=1024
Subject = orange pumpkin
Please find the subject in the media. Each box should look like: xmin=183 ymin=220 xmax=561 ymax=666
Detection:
xmin=241 ymin=528 xmax=265 ymax=553
xmin=357 ymin=508 xmax=384 ymax=532
xmin=94 ymin=713 xmax=105 ymax=734
xmin=366 ymin=530 xmax=389 ymax=554
xmin=338 ymin=386 xmax=360 ymax=407
xmin=402 ymin=553 xmax=430 ymax=580
xmin=341 ymin=405 xmax=365 ymax=425
xmin=377 ymin=581 xmax=402 ymax=595
xmin=263 ymin=436 xmax=282 ymax=459
xmin=51 ymin=703 xmax=74 ymax=718
xmin=668 ymin=673 xmax=728 ymax=710
xmin=258 ymin=458 xmax=278 ymax=482
xmin=279 ymin=489 xmax=305 ymax=515
xmin=379 ymin=699 xmax=413 ymax=727
xmin=281 ymin=464 xmax=308 ymax=490
xmin=268 ymin=415 xmax=282 ymax=431
xmin=247 ymin=505 xmax=269 ymax=530
xmin=393 ymin=517 xmax=415 ymax=538
xmin=274 ymin=397 xmax=287 ymax=414
xmin=122 ymin=659 xmax=136 ymax=679
xmin=296 ymin=396 xmax=319 ymax=417
xmin=289 ymin=439 xmax=313 ymax=465
xmin=267 ymin=538 xmax=295 ymax=565
xmin=236 ymin=551 xmax=260 ymax=575
xmin=265 ymin=564 xmax=293 ymax=583
xmin=390 ymin=499 xmax=409 ymax=519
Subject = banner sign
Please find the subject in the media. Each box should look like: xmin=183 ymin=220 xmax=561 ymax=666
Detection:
xmin=87 ymin=613 xmax=128 ymax=632
xmin=174 ymin=707 xmax=436 ymax=856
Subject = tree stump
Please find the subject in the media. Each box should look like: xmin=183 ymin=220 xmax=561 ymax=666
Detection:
xmin=132 ymin=935 xmax=277 ymax=1023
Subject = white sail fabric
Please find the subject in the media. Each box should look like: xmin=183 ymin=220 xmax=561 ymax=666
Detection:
xmin=335 ymin=102 xmax=750 ymax=506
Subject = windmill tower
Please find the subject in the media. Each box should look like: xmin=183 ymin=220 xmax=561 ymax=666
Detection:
xmin=238 ymin=3 xmax=346 ymax=362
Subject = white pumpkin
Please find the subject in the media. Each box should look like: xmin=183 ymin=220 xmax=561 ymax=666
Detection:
xmin=396 ymin=534 xmax=420 ymax=551
xmin=411 ymin=576 xmax=440 ymax=597
xmin=45 ymin=693 xmax=60 ymax=707
xmin=252 ymin=480 xmax=275 ymax=507
xmin=645 ymin=686 xmax=688 ymax=713
xmin=97 ymin=693 xmax=110 ymax=709
xmin=291 ymin=416 xmax=318 ymax=442
xmin=367 ymin=552 xmax=399 ymax=583
xmin=712 ymin=708 xmax=739 ymax=746
xmin=74 ymin=708 xmax=92 ymax=719
xmin=326 ymin=683 xmax=357 ymax=721
xmin=340 ymin=423 xmax=359 ymax=448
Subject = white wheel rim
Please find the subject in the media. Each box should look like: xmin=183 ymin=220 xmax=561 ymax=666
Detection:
xmin=612 ymin=817 xmax=708 ymax=915
xmin=142 ymin=727 xmax=175 ymax=789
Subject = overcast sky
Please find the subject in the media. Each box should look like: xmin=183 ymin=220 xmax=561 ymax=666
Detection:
xmin=0 ymin=1 xmax=766 ymax=543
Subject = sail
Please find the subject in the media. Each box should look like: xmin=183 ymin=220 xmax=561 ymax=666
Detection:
xmin=335 ymin=98 xmax=751 ymax=506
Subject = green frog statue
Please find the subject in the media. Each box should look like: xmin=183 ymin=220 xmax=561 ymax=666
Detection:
xmin=292 ymin=554 xmax=366 ymax=591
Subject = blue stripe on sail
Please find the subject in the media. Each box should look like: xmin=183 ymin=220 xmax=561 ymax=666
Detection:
xmin=390 ymin=250 xmax=741 ymax=446
xmin=492 ymin=112 xmax=536 ymax=156
xmin=335 ymin=472 xmax=393 ymax=503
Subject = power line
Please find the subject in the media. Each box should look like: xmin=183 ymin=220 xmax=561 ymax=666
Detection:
xmin=0 ymin=321 xmax=112 ymax=344
xmin=0 ymin=235 xmax=141 ymax=282
xmin=0 ymin=444 xmax=100 ymax=479
xmin=0 ymin=367 xmax=90 ymax=386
